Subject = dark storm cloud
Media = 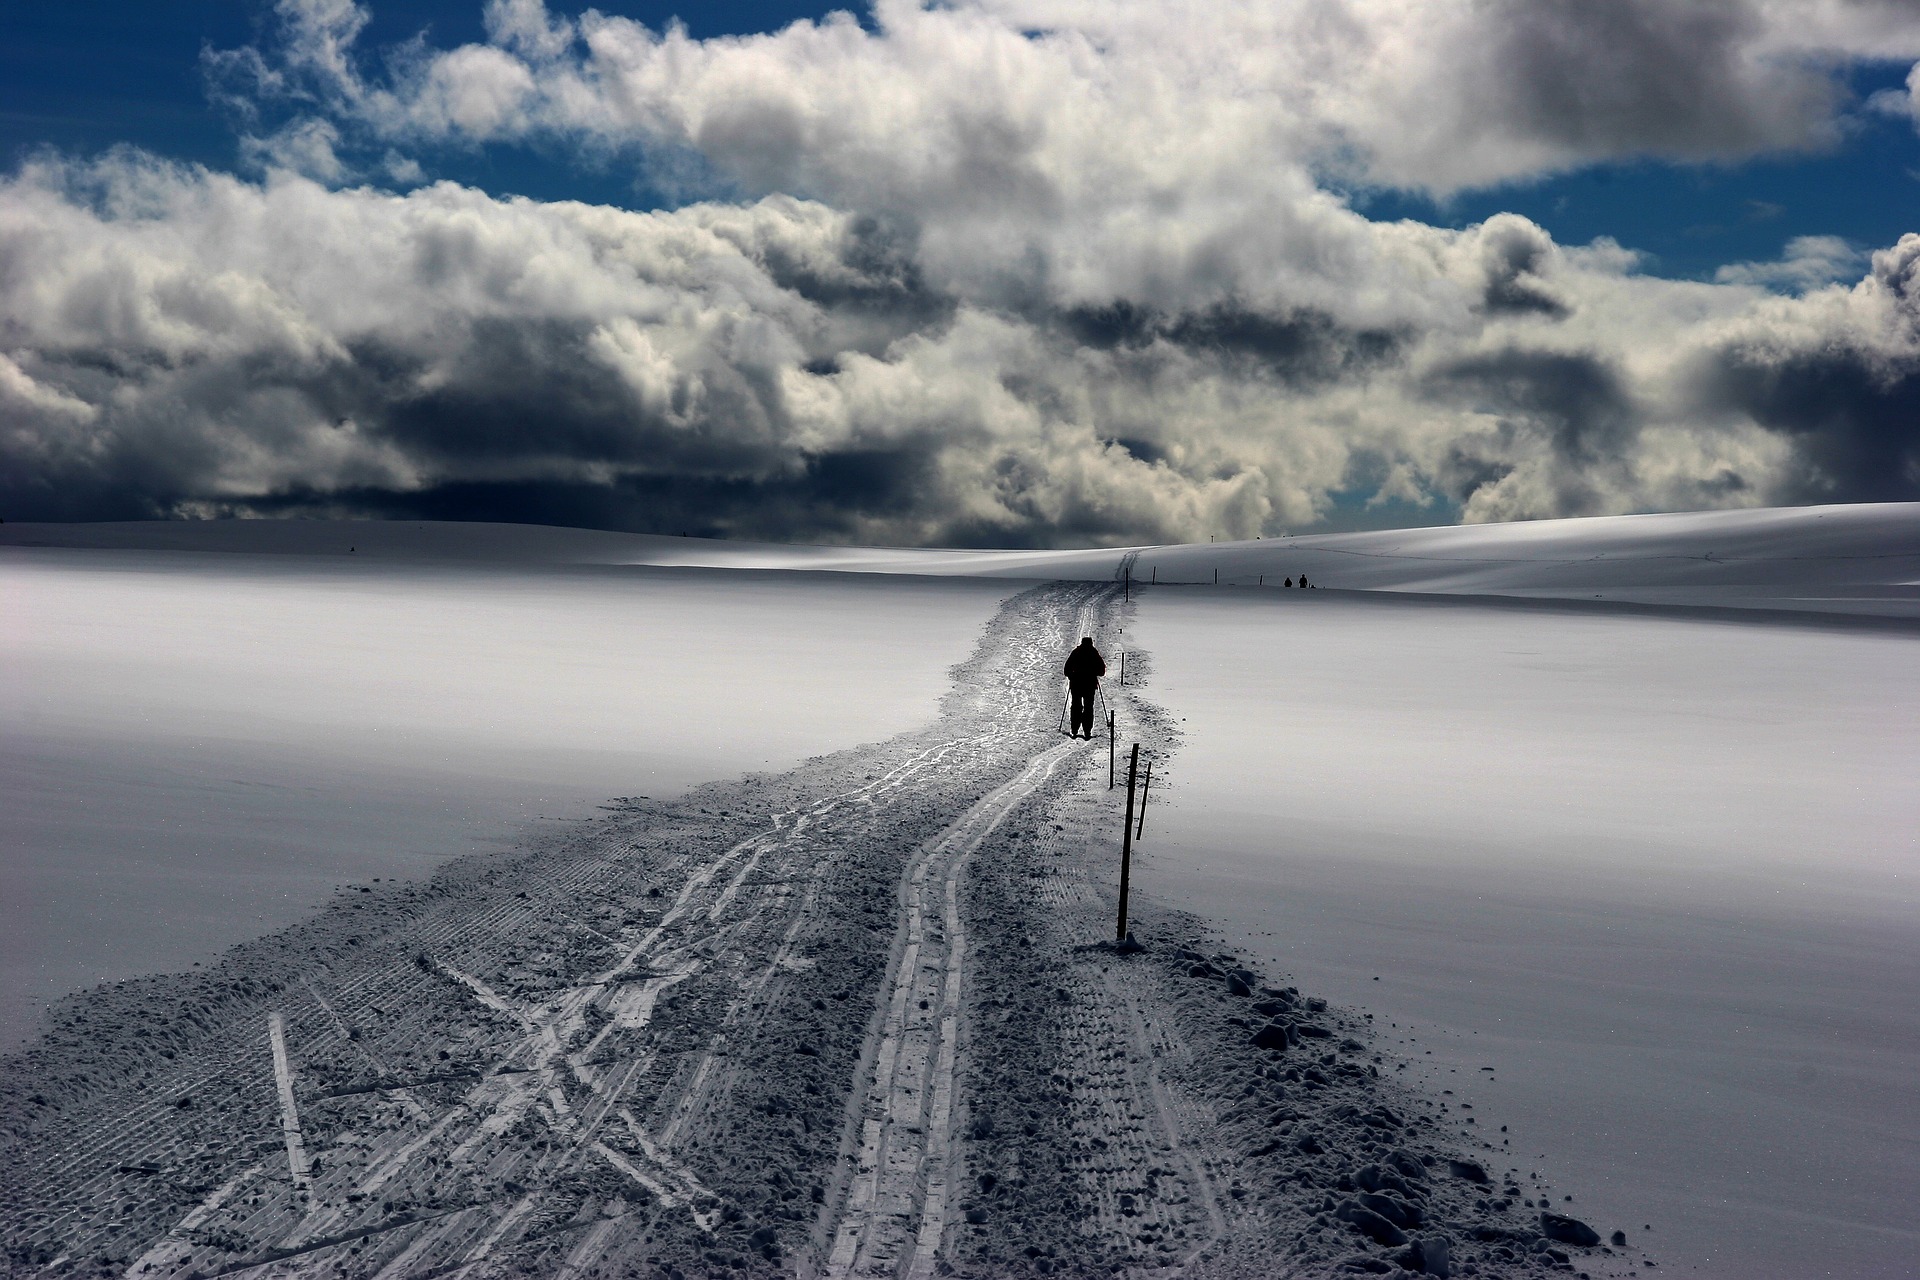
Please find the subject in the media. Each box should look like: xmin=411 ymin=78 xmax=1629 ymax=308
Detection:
xmin=1489 ymin=1 xmax=1832 ymax=157
xmin=1420 ymin=347 xmax=1642 ymax=517
xmin=1060 ymin=302 xmax=1408 ymax=390
xmin=1426 ymin=348 xmax=1636 ymax=465
xmin=752 ymin=214 xmax=957 ymax=350
xmin=233 ymin=443 xmax=949 ymax=543
xmin=1703 ymin=344 xmax=1920 ymax=504
xmin=1472 ymin=219 xmax=1571 ymax=319
xmin=1687 ymin=233 xmax=1920 ymax=504
xmin=365 ymin=319 xmax=791 ymax=474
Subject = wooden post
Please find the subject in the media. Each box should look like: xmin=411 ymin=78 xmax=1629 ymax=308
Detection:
xmin=1214 ymin=567 xmax=1219 ymax=585
xmin=1108 ymin=710 xmax=1116 ymax=789
xmin=1117 ymin=743 xmax=1139 ymax=943
xmin=1135 ymin=759 xmax=1152 ymax=840
xmin=1120 ymin=651 xmax=1126 ymax=685
xmin=1151 ymin=566 xmax=1156 ymax=584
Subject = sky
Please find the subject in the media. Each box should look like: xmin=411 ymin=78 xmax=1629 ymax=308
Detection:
xmin=2 ymin=0 xmax=1919 ymax=545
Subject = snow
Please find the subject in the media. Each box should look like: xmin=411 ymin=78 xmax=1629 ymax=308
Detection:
xmin=1129 ymin=590 xmax=1920 ymax=1277
xmin=0 ymin=547 xmax=1010 ymax=1046
xmin=3 ymin=504 xmax=1917 ymax=1275
xmin=18 ymin=501 xmax=1918 ymax=617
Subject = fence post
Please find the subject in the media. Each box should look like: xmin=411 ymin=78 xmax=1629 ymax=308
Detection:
xmin=1117 ymin=743 xmax=1140 ymax=942
xmin=1135 ymin=759 xmax=1152 ymax=840
xmin=1108 ymin=710 xmax=1116 ymax=788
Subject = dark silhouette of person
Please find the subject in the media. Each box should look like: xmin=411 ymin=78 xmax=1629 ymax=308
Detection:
xmin=1063 ymin=637 xmax=1106 ymax=738
xmin=1284 ymin=577 xmax=1292 ymax=588
xmin=1297 ymin=573 xmax=1309 ymax=588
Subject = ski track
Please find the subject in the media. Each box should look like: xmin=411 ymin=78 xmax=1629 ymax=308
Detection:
xmin=1 ymin=577 xmax=1625 ymax=1280
xmin=822 ymin=742 xmax=1080 ymax=1279
xmin=0 ymin=583 xmax=1107 ymax=1279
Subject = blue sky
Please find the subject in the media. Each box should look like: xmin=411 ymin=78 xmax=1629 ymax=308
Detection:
xmin=2 ymin=0 xmax=1918 ymax=542
xmin=8 ymin=1 xmax=1915 ymax=277
xmin=1364 ymin=74 xmax=1920 ymax=282
xmin=2 ymin=0 xmax=839 ymax=207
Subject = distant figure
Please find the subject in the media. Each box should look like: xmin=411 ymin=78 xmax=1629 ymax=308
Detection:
xmin=1063 ymin=637 xmax=1107 ymax=739
xmin=1284 ymin=577 xmax=1292 ymax=588
xmin=1297 ymin=573 xmax=1309 ymax=589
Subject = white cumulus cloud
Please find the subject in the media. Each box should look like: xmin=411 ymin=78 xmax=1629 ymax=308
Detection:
xmin=3 ymin=0 xmax=1917 ymax=536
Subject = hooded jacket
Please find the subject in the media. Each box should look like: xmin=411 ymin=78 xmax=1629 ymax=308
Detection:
xmin=1063 ymin=642 xmax=1106 ymax=690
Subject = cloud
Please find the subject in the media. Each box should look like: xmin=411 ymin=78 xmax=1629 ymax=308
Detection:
xmin=3 ymin=151 xmax=1917 ymax=540
xmin=4 ymin=2 xmax=1919 ymax=540
xmin=199 ymin=1 xmax=1920 ymax=327
xmin=1715 ymin=235 xmax=1866 ymax=292
xmin=1866 ymin=60 xmax=1920 ymax=131
xmin=241 ymin=117 xmax=351 ymax=181
xmin=223 ymin=0 xmax=1920 ymax=198
xmin=1692 ymin=235 xmax=1920 ymax=504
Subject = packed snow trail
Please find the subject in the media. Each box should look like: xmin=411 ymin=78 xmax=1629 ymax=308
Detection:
xmin=822 ymin=741 xmax=1079 ymax=1278
xmin=1 ymin=581 xmax=1639 ymax=1280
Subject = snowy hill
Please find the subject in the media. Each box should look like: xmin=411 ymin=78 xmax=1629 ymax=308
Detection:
xmin=7 ymin=502 xmax=1917 ymax=616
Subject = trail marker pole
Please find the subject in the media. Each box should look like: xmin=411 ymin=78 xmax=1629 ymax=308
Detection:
xmin=1108 ymin=711 xmax=1116 ymax=788
xmin=1151 ymin=566 xmax=1156 ymax=584
xmin=1135 ymin=759 xmax=1152 ymax=840
xmin=1121 ymin=651 xmax=1126 ymax=685
xmin=1117 ymin=742 xmax=1139 ymax=943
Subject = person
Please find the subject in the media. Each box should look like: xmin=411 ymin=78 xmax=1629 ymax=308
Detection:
xmin=1064 ymin=636 xmax=1106 ymax=738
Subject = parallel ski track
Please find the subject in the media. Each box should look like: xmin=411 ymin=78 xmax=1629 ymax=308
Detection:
xmin=77 ymin=581 xmax=1112 ymax=1280
xmin=815 ymin=594 xmax=1109 ymax=1278
xmin=822 ymin=741 xmax=1081 ymax=1279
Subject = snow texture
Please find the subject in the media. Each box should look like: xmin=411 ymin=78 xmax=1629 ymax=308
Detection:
xmin=1 ymin=503 xmax=1916 ymax=1279
xmin=1129 ymin=590 xmax=1920 ymax=1278
xmin=0 ymin=581 xmax=1642 ymax=1280
xmin=11 ymin=502 xmax=1916 ymax=616
xmin=0 ymin=547 xmax=1010 ymax=1047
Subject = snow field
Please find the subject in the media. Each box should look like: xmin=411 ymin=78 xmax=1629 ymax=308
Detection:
xmin=0 ymin=548 xmax=1011 ymax=1047
xmin=11 ymin=502 xmax=1918 ymax=618
xmin=3 ymin=583 xmax=1633 ymax=1280
xmin=1129 ymin=589 xmax=1920 ymax=1277
xmin=3 ymin=506 xmax=1916 ymax=1277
